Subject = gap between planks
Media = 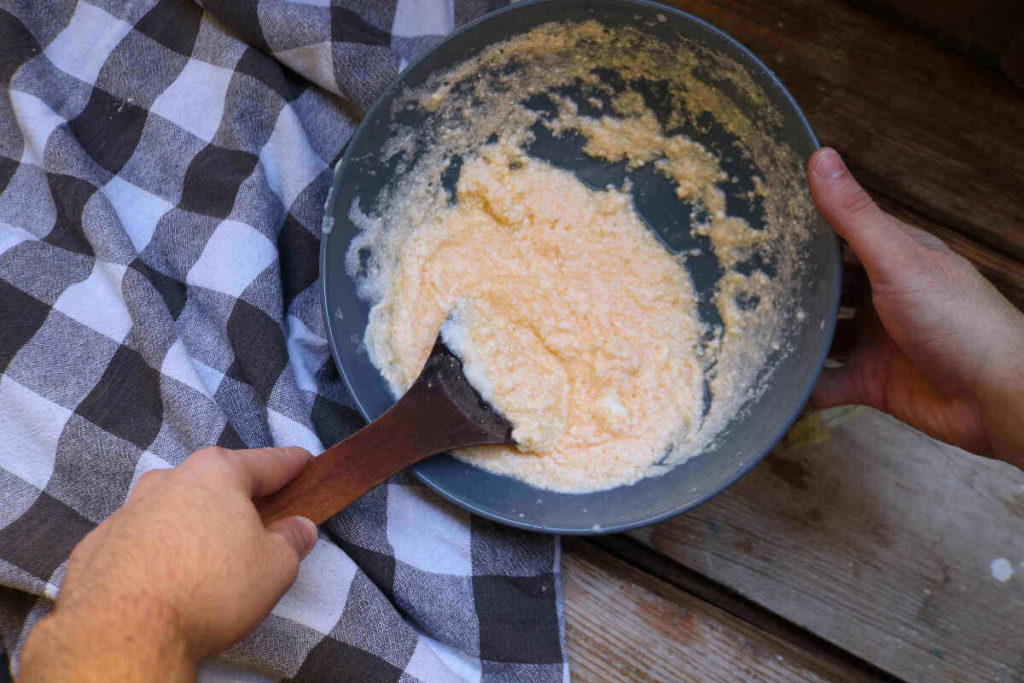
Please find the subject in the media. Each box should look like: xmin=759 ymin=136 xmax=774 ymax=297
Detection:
xmin=580 ymin=535 xmax=899 ymax=683
xmin=562 ymin=538 xmax=885 ymax=682
xmin=841 ymin=0 xmax=1024 ymax=79
xmin=625 ymin=408 xmax=1024 ymax=681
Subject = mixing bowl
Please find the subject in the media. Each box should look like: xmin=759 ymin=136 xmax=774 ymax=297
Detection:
xmin=320 ymin=0 xmax=841 ymax=534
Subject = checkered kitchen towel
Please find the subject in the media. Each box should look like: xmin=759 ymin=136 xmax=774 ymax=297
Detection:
xmin=0 ymin=1 xmax=566 ymax=680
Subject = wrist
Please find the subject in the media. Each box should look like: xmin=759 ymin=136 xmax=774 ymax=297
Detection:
xmin=20 ymin=599 xmax=196 ymax=683
xmin=977 ymin=317 xmax=1024 ymax=467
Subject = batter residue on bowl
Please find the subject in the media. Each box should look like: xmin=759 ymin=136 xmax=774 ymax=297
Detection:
xmin=345 ymin=20 xmax=813 ymax=493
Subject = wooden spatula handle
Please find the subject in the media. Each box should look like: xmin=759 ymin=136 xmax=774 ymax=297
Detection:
xmin=255 ymin=343 xmax=514 ymax=525
xmin=256 ymin=418 xmax=422 ymax=525
xmin=256 ymin=380 xmax=446 ymax=524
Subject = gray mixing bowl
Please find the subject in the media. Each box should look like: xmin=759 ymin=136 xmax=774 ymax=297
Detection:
xmin=320 ymin=0 xmax=841 ymax=534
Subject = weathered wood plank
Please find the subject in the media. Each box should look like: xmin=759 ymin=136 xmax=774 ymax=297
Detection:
xmin=844 ymin=0 xmax=1024 ymax=75
xmin=664 ymin=0 xmax=1024 ymax=262
xmin=628 ymin=407 xmax=1024 ymax=681
xmin=588 ymin=534 xmax=900 ymax=681
xmin=561 ymin=539 xmax=874 ymax=682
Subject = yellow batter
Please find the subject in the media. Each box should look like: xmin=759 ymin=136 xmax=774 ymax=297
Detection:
xmin=349 ymin=19 xmax=814 ymax=494
xmin=365 ymin=142 xmax=705 ymax=493
xmin=547 ymin=94 xmax=726 ymax=211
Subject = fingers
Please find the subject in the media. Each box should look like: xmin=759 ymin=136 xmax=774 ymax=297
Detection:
xmin=233 ymin=447 xmax=313 ymax=497
xmin=266 ymin=516 xmax=318 ymax=561
xmin=807 ymin=148 xmax=919 ymax=290
xmin=238 ymin=516 xmax=318 ymax=616
xmin=809 ymin=367 xmax=863 ymax=410
xmin=265 ymin=516 xmax=318 ymax=589
xmin=236 ymin=447 xmax=314 ymax=497
xmin=810 ymin=303 xmax=891 ymax=411
xmin=185 ymin=446 xmax=313 ymax=498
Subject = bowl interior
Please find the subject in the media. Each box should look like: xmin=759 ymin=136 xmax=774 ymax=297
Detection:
xmin=321 ymin=0 xmax=840 ymax=534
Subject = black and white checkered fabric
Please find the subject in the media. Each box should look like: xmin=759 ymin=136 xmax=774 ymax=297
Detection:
xmin=0 ymin=1 xmax=567 ymax=680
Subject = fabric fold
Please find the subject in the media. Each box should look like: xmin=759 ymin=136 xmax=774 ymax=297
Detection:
xmin=0 ymin=0 xmax=565 ymax=680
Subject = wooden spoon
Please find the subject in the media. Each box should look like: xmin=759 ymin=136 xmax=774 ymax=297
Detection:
xmin=256 ymin=338 xmax=514 ymax=525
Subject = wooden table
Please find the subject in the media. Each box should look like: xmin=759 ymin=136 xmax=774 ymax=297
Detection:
xmin=562 ymin=1 xmax=1024 ymax=680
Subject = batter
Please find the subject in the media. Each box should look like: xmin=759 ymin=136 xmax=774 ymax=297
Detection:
xmin=346 ymin=19 xmax=814 ymax=493
xmin=363 ymin=142 xmax=705 ymax=493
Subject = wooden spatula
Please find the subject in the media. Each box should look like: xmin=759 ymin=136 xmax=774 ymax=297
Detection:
xmin=255 ymin=338 xmax=514 ymax=525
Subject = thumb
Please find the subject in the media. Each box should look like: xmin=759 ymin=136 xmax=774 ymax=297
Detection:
xmin=807 ymin=148 xmax=919 ymax=291
xmin=266 ymin=515 xmax=318 ymax=562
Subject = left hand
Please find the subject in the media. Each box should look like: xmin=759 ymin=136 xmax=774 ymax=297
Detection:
xmin=806 ymin=148 xmax=1024 ymax=464
xmin=19 ymin=446 xmax=317 ymax=682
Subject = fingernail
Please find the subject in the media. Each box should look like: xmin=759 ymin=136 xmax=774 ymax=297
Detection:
xmin=813 ymin=148 xmax=846 ymax=179
xmin=295 ymin=516 xmax=318 ymax=559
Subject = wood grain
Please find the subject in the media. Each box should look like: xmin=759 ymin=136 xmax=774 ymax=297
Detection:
xmin=628 ymin=407 xmax=1024 ymax=681
xmin=845 ymin=0 xmax=1024 ymax=73
xmin=664 ymin=0 xmax=1024 ymax=262
xmin=561 ymin=539 xmax=874 ymax=682
xmin=589 ymin=534 xmax=898 ymax=681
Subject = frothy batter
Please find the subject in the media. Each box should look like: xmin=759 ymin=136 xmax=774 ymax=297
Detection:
xmin=345 ymin=19 xmax=813 ymax=493
xmin=363 ymin=143 xmax=704 ymax=492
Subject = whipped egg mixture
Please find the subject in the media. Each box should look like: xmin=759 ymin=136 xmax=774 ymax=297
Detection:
xmin=365 ymin=142 xmax=704 ymax=492
xmin=345 ymin=20 xmax=812 ymax=493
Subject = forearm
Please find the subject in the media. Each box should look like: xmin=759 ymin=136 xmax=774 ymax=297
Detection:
xmin=19 ymin=602 xmax=195 ymax=683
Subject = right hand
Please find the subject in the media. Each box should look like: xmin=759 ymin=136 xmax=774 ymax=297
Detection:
xmin=806 ymin=147 xmax=1024 ymax=467
xmin=20 ymin=446 xmax=318 ymax=682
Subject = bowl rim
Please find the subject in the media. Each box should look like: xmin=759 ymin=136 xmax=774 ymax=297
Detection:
xmin=319 ymin=0 xmax=841 ymax=535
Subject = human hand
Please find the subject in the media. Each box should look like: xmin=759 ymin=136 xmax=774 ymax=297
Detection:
xmin=806 ymin=148 xmax=1024 ymax=467
xmin=19 ymin=446 xmax=318 ymax=682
